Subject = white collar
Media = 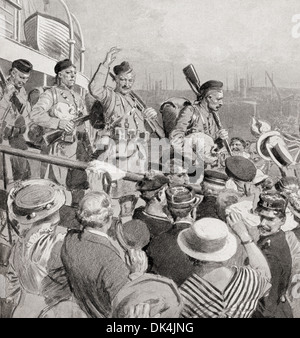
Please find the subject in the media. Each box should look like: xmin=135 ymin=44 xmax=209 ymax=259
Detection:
xmin=86 ymin=228 xmax=109 ymax=239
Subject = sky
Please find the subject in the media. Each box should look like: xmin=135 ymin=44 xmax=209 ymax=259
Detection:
xmin=52 ymin=0 xmax=300 ymax=90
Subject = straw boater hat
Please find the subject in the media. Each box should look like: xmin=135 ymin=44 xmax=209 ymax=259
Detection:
xmin=7 ymin=179 xmax=66 ymax=225
xmin=256 ymin=131 xmax=294 ymax=168
xmin=111 ymin=273 xmax=183 ymax=318
xmin=177 ymin=218 xmax=237 ymax=262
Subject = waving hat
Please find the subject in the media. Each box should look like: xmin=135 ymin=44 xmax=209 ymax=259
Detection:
xmin=7 ymin=179 xmax=66 ymax=225
xmin=257 ymin=131 xmax=294 ymax=168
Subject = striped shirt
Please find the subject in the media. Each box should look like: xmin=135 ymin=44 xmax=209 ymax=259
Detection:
xmin=180 ymin=266 xmax=271 ymax=318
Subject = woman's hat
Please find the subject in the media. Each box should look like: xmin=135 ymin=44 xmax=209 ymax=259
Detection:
xmin=177 ymin=218 xmax=237 ymax=262
xmin=7 ymin=179 xmax=66 ymax=225
xmin=111 ymin=273 xmax=183 ymax=318
xmin=256 ymin=131 xmax=294 ymax=168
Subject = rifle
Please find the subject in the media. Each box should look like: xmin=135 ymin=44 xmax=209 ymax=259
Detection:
xmin=183 ymin=64 xmax=232 ymax=156
xmin=109 ymin=72 xmax=165 ymax=139
xmin=44 ymin=114 xmax=90 ymax=146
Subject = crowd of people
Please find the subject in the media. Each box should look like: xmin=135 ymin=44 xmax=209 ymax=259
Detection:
xmin=1 ymin=46 xmax=300 ymax=318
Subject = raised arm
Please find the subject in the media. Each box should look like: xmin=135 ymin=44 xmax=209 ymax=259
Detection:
xmin=89 ymin=47 xmax=121 ymax=101
xmin=226 ymin=211 xmax=271 ymax=281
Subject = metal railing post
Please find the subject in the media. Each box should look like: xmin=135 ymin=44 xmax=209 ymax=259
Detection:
xmin=58 ymin=0 xmax=75 ymax=63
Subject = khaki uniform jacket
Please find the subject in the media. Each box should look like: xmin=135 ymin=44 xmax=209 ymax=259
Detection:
xmin=169 ymin=102 xmax=219 ymax=149
xmin=89 ymin=63 xmax=146 ymax=136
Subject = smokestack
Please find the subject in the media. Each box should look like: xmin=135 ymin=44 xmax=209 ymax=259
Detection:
xmin=240 ymin=78 xmax=247 ymax=98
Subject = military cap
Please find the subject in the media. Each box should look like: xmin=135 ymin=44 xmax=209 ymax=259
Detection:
xmin=198 ymin=80 xmax=223 ymax=98
xmin=225 ymin=156 xmax=256 ymax=182
xmin=255 ymin=192 xmax=288 ymax=214
xmin=275 ymin=176 xmax=299 ymax=195
xmin=12 ymin=59 xmax=33 ymax=73
xmin=113 ymin=61 xmax=133 ymax=75
xmin=54 ymin=59 xmax=74 ymax=74
xmin=166 ymin=185 xmax=201 ymax=210
xmin=204 ymin=170 xmax=228 ymax=186
xmin=136 ymin=174 xmax=169 ymax=192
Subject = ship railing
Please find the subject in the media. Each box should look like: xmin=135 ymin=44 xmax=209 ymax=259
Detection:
xmin=0 ymin=144 xmax=142 ymax=196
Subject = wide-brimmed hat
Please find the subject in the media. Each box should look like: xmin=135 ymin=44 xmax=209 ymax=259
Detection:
xmin=166 ymin=185 xmax=201 ymax=210
xmin=116 ymin=219 xmax=150 ymax=250
xmin=257 ymin=131 xmax=294 ymax=168
xmin=7 ymin=179 xmax=66 ymax=225
xmin=177 ymin=218 xmax=237 ymax=262
xmin=111 ymin=273 xmax=183 ymax=318
xmin=225 ymin=156 xmax=257 ymax=182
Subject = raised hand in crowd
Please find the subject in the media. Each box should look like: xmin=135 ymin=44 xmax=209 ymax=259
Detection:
xmin=226 ymin=211 xmax=252 ymax=242
xmin=103 ymin=47 xmax=122 ymax=67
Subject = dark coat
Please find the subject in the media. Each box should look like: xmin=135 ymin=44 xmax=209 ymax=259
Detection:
xmin=146 ymin=222 xmax=195 ymax=286
xmin=61 ymin=229 xmax=130 ymax=318
xmin=253 ymin=230 xmax=293 ymax=318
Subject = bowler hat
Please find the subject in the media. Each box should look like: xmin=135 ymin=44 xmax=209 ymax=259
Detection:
xmin=256 ymin=131 xmax=294 ymax=168
xmin=12 ymin=59 xmax=33 ymax=73
xmin=54 ymin=59 xmax=74 ymax=74
xmin=111 ymin=273 xmax=183 ymax=318
xmin=166 ymin=185 xmax=201 ymax=209
xmin=113 ymin=61 xmax=133 ymax=75
xmin=177 ymin=218 xmax=237 ymax=262
xmin=7 ymin=179 xmax=66 ymax=225
xmin=116 ymin=219 xmax=150 ymax=250
xmin=255 ymin=192 xmax=288 ymax=214
xmin=225 ymin=156 xmax=256 ymax=182
xmin=136 ymin=174 xmax=169 ymax=192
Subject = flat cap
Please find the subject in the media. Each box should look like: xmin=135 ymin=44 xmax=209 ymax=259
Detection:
xmin=113 ymin=61 xmax=133 ymax=75
xmin=54 ymin=59 xmax=74 ymax=74
xmin=225 ymin=156 xmax=256 ymax=182
xmin=12 ymin=59 xmax=33 ymax=73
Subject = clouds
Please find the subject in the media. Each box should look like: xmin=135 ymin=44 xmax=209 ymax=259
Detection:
xmin=66 ymin=0 xmax=300 ymax=89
